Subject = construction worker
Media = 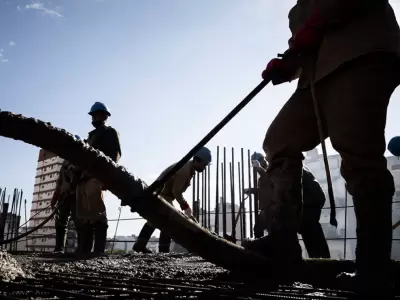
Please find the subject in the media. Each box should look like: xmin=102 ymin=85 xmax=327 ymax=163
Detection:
xmin=133 ymin=147 xmax=212 ymax=253
xmin=75 ymin=102 xmax=122 ymax=256
xmin=51 ymin=137 xmax=82 ymax=254
xmin=244 ymin=0 xmax=400 ymax=292
xmin=244 ymin=152 xmax=330 ymax=258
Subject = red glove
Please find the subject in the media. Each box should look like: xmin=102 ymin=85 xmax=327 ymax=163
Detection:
xmin=291 ymin=8 xmax=326 ymax=54
xmin=261 ymin=58 xmax=297 ymax=85
xmin=180 ymin=201 xmax=189 ymax=211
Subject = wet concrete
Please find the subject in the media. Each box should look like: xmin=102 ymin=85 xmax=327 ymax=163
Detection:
xmin=0 ymin=252 xmax=399 ymax=299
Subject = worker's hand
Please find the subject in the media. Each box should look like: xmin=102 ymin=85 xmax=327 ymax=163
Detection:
xmin=290 ymin=8 xmax=325 ymax=55
xmin=261 ymin=58 xmax=299 ymax=85
xmin=252 ymin=160 xmax=261 ymax=169
xmin=184 ymin=207 xmax=193 ymax=218
xmin=180 ymin=200 xmax=190 ymax=211
xmin=243 ymin=188 xmax=251 ymax=195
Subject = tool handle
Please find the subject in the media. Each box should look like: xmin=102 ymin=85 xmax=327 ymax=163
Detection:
xmin=149 ymin=79 xmax=271 ymax=193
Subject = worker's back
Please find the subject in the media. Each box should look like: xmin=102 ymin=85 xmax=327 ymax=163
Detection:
xmin=157 ymin=162 xmax=194 ymax=201
xmin=88 ymin=125 xmax=121 ymax=163
xmin=288 ymin=0 xmax=400 ymax=86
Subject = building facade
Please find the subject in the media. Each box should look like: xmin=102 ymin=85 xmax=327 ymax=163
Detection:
xmin=27 ymin=149 xmax=76 ymax=252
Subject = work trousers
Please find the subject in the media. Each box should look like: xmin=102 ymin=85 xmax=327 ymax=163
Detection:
xmin=136 ymin=222 xmax=172 ymax=253
xmin=261 ymin=52 xmax=400 ymax=273
xmin=75 ymin=177 xmax=108 ymax=253
xmin=55 ymin=193 xmax=77 ymax=229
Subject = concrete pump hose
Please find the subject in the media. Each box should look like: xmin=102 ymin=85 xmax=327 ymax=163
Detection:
xmin=0 ymin=111 xmax=274 ymax=274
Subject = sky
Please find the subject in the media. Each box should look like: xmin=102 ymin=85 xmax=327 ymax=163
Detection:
xmin=2 ymin=0 xmax=400 ymax=239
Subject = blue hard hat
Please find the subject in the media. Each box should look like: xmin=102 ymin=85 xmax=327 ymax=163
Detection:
xmin=194 ymin=147 xmax=212 ymax=165
xmin=89 ymin=102 xmax=111 ymax=116
xmin=74 ymin=135 xmax=81 ymax=140
xmin=251 ymin=152 xmax=264 ymax=161
xmin=388 ymin=136 xmax=400 ymax=156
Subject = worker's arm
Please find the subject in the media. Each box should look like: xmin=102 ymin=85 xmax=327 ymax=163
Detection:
xmin=244 ymin=187 xmax=258 ymax=195
xmin=103 ymin=128 xmax=122 ymax=163
xmin=255 ymin=167 xmax=267 ymax=177
xmin=171 ymin=170 xmax=192 ymax=211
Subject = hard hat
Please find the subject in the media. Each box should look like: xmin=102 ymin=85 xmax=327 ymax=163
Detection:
xmin=74 ymin=135 xmax=81 ymax=140
xmin=194 ymin=147 xmax=212 ymax=165
xmin=89 ymin=102 xmax=111 ymax=116
xmin=251 ymin=152 xmax=264 ymax=162
xmin=388 ymin=136 xmax=400 ymax=156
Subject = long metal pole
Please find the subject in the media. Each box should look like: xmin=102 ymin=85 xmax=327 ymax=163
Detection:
xmin=202 ymin=170 xmax=205 ymax=227
xmin=207 ymin=165 xmax=211 ymax=230
xmin=344 ymin=183 xmax=348 ymax=259
xmin=231 ymin=148 xmax=236 ymax=235
xmin=237 ymin=162 xmax=243 ymax=240
xmin=240 ymin=148 xmax=246 ymax=239
xmin=24 ymin=199 xmax=29 ymax=251
xmin=192 ymin=172 xmax=196 ymax=218
xmin=247 ymin=150 xmax=254 ymax=238
xmin=223 ymin=148 xmax=227 ymax=236
xmin=215 ymin=147 xmax=220 ymax=234
xmin=196 ymin=172 xmax=200 ymax=221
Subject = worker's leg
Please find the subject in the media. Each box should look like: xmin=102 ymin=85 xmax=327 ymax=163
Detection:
xmin=68 ymin=193 xmax=79 ymax=252
xmin=158 ymin=230 xmax=172 ymax=253
xmin=253 ymin=210 xmax=266 ymax=239
xmin=133 ymin=222 xmax=156 ymax=253
xmin=79 ymin=177 xmax=108 ymax=255
xmin=245 ymin=88 xmax=322 ymax=264
xmin=53 ymin=194 xmax=73 ymax=253
xmin=93 ymin=218 xmax=108 ymax=254
xmin=318 ymin=53 xmax=400 ymax=287
xmin=300 ymin=168 xmax=330 ymax=258
xmin=299 ymin=204 xmax=330 ymax=258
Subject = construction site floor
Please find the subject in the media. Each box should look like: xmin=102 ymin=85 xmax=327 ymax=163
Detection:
xmin=0 ymin=251 xmax=399 ymax=299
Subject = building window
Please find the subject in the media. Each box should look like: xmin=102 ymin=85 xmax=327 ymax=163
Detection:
xmin=32 ymin=239 xmax=37 ymax=244
xmin=41 ymin=238 xmax=46 ymax=242
xmin=392 ymin=165 xmax=400 ymax=170
xmin=41 ymin=185 xmax=44 ymax=189
xmin=395 ymin=191 xmax=400 ymax=198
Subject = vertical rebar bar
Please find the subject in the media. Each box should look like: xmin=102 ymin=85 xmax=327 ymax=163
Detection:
xmin=196 ymin=172 xmax=200 ymax=221
xmin=344 ymin=183 xmax=348 ymax=259
xmin=240 ymin=148 xmax=246 ymax=239
xmin=215 ymin=147 xmax=220 ymax=234
xmin=192 ymin=173 xmax=196 ymax=218
xmin=231 ymin=148 xmax=236 ymax=236
xmin=15 ymin=190 xmax=23 ymax=251
xmin=247 ymin=150 xmax=254 ymax=238
xmin=237 ymin=161 xmax=243 ymax=241
xmin=202 ymin=170 xmax=205 ymax=227
xmin=0 ymin=203 xmax=9 ymax=246
xmin=207 ymin=164 xmax=211 ymax=230
xmin=8 ymin=190 xmax=16 ymax=251
xmin=25 ymin=199 xmax=29 ymax=251
xmin=252 ymin=159 xmax=259 ymax=224
xmin=223 ymin=147 xmax=227 ymax=236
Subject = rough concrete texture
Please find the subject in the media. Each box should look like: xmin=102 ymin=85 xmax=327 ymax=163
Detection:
xmin=0 ymin=252 xmax=398 ymax=299
xmin=0 ymin=250 xmax=27 ymax=282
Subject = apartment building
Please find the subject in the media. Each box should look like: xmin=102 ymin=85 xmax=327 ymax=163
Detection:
xmin=27 ymin=149 xmax=76 ymax=252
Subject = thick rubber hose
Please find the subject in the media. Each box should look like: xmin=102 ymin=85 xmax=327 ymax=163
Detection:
xmin=0 ymin=111 xmax=271 ymax=273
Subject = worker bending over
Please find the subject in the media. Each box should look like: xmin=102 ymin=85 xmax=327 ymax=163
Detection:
xmin=75 ymin=102 xmax=122 ymax=256
xmin=244 ymin=152 xmax=330 ymax=258
xmin=245 ymin=0 xmax=400 ymax=292
xmin=51 ymin=140 xmax=82 ymax=254
xmin=133 ymin=147 xmax=212 ymax=254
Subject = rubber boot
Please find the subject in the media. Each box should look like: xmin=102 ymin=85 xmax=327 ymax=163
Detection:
xmin=337 ymin=193 xmax=394 ymax=297
xmin=53 ymin=226 xmax=67 ymax=255
xmin=158 ymin=230 xmax=171 ymax=253
xmin=243 ymin=158 xmax=303 ymax=271
xmin=93 ymin=221 xmax=108 ymax=256
xmin=301 ymin=223 xmax=330 ymax=258
xmin=133 ymin=222 xmax=155 ymax=254
xmin=79 ymin=224 xmax=94 ymax=256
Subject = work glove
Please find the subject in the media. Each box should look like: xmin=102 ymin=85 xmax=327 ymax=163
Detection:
xmin=252 ymin=160 xmax=261 ymax=169
xmin=261 ymin=58 xmax=299 ymax=85
xmin=180 ymin=200 xmax=190 ymax=211
xmin=290 ymin=8 xmax=326 ymax=55
xmin=184 ymin=207 xmax=193 ymax=218
xmin=243 ymin=188 xmax=251 ymax=195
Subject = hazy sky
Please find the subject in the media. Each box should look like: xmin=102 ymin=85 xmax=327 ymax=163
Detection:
xmin=2 ymin=0 xmax=400 ymax=238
